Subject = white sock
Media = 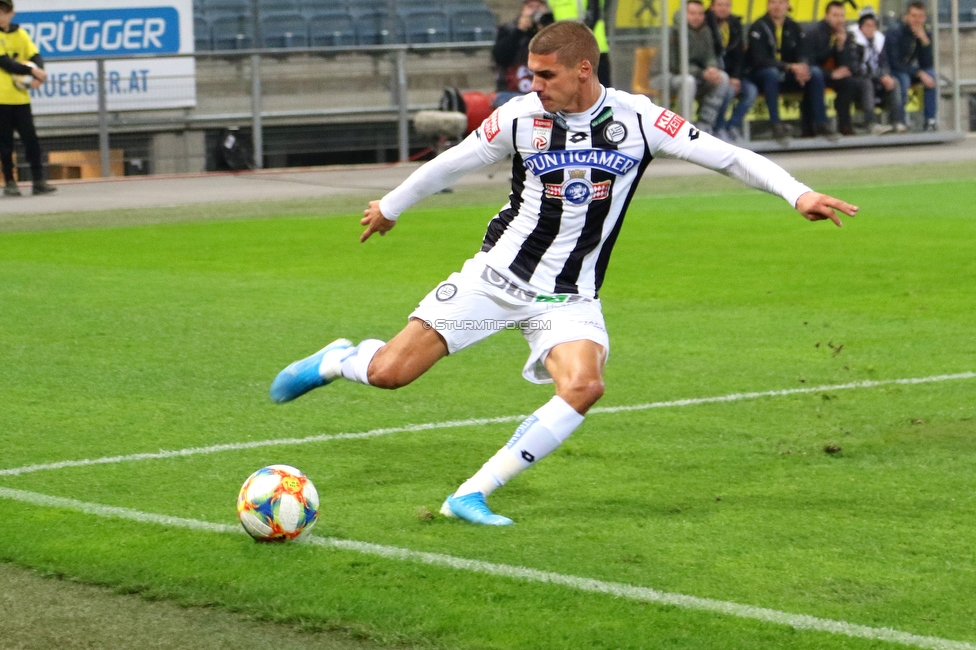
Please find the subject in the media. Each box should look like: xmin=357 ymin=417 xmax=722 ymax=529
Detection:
xmin=454 ymin=396 xmax=584 ymax=498
xmin=323 ymin=339 xmax=384 ymax=386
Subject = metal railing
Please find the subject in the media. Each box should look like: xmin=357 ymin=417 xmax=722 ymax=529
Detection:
xmin=33 ymin=40 xmax=493 ymax=178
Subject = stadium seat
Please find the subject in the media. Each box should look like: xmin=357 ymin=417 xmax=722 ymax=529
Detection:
xmin=259 ymin=0 xmax=300 ymax=12
xmin=206 ymin=0 xmax=251 ymax=14
xmin=308 ymin=10 xmax=357 ymax=46
xmin=261 ymin=11 xmax=310 ymax=47
xmin=211 ymin=12 xmax=254 ymax=49
xmin=355 ymin=10 xmax=406 ymax=45
xmin=449 ymin=7 xmax=497 ymax=42
xmin=348 ymin=0 xmax=390 ymax=15
xmin=298 ymin=0 xmax=347 ymax=16
xmin=194 ymin=15 xmax=213 ymax=50
xmin=401 ymin=8 xmax=451 ymax=43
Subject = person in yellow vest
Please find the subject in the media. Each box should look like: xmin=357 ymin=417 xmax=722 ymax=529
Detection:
xmin=0 ymin=0 xmax=55 ymax=196
xmin=547 ymin=0 xmax=612 ymax=85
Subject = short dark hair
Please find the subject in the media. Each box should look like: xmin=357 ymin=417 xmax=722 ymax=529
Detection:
xmin=858 ymin=13 xmax=877 ymax=26
xmin=0 ymin=0 xmax=13 ymax=11
xmin=825 ymin=0 xmax=846 ymax=13
xmin=688 ymin=0 xmax=704 ymax=5
xmin=529 ymin=20 xmax=600 ymax=70
xmin=905 ymin=0 xmax=926 ymax=12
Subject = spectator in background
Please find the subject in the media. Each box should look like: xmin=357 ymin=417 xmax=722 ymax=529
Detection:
xmin=809 ymin=1 xmax=860 ymax=135
xmin=653 ymin=0 xmax=729 ymax=134
xmin=493 ymin=0 xmax=554 ymax=107
xmin=885 ymin=0 xmax=936 ymax=130
xmin=748 ymin=0 xmax=834 ymax=142
xmin=0 ymin=0 xmax=56 ymax=197
xmin=548 ymin=0 xmax=612 ymax=85
xmin=852 ymin=11 xmax=905 ymax=134
xmin=706 ymin=0 xmax=757 ymax=142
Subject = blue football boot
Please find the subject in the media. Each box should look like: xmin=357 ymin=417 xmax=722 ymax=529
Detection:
xmin=440 ymin=492 xmax=514 ymax=526
xmin=270 ymin=338 xmax=353 ymax=403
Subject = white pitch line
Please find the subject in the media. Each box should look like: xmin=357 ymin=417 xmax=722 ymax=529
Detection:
xmin=0 ymin=486 xmax=973 ymax=650
xmin=0 ymin=372 xmax=973 ymax=478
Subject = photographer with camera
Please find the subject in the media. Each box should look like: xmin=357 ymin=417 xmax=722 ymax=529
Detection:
xmin=492 ymin=0 xmax=554 ymax=107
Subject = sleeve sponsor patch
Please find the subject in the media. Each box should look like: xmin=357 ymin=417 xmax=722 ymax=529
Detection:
xmin=483 ymin=110 xmax=501 ymax=143
xmin=654 ymin=110 xmax=686 ymax=138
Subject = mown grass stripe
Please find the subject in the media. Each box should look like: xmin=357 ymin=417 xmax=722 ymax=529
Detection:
xmin=1 ymin=372 xmax=972 ymax=478
xmin=0 ymin=486 xmax=973 ymax=650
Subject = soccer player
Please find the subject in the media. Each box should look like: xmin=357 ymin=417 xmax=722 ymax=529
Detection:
xmin=270 ymin=21 xmax=857 ymax=526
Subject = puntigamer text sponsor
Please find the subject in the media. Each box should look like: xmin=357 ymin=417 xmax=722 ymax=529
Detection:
xmin=524 ymin=150 xmax=639 ymax=176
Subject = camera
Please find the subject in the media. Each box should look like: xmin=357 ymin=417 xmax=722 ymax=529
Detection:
xmin=533 ymin=9 xmax=555 ymax=26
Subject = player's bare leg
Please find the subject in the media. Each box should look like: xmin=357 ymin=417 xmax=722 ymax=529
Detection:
xmin=269 ymin=318 xmax=447 ymax=402
xmin=442 ymin=339 xmax=606 ymax=525
xmin=366 ymin=318 xmax=448 ymax=389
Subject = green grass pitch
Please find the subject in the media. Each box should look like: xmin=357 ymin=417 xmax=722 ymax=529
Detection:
xmin=1 ymin=166 xmax=974 ymax=649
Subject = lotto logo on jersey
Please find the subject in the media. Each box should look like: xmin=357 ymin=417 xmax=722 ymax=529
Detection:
xmin=483 ymin=110 xmax=501 ymax=143
xmin=532 ymin=118 xmax=553 ymax=151
xmin=654 ymin=110 xmax=686 ymax=137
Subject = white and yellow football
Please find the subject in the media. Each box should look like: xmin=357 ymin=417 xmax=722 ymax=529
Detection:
xmin=12 ymin=61 xmax=36 ymax=91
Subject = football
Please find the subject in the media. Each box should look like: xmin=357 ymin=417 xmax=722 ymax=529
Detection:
xmin=237 ymin=464 xmax=319 ymax=542
xmin=13 ymin=62 xmax=36 ymax=91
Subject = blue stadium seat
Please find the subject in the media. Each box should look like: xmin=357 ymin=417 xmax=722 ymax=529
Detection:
xmin=355 ymin=10 xmax=406 ymax=44
xmin=194 ymin=15 xmax=213 ymax=50
xmin=259 ymin=0 xmax=300 ymax=11
xmin=308 ymin=10 xmax=356 ymax=46
xmin=261 ymin=11 xmax=309 ymax=47
xmin=349 ymin=0 xmax=390 ymax=16
xmin=211 ymin=12 xmax=254 ymax=49
xmin=449 ymin=7 xmax=496 ymax=42
xmin=401 ymin=8 xmax=450 ymax=43
xmin=298 ymin=0 xmax=347 ymax=16
xmin=207 ymin=0 xmax=250 ymax=13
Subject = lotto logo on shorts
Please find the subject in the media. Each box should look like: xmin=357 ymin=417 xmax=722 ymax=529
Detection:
xmin=654 ymin=110 xmax=685 ymax=137
xmin=483 ymin=110 xmax=501 ymax=143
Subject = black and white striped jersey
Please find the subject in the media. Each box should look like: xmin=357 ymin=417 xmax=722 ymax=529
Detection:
xmin=380 ymin=87 xmax=811 ymax=299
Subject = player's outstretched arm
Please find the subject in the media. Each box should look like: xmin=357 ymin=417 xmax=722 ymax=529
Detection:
xmin=644 ymin=106 xmax=859 ymax=224
xmin=795 ymin=191 xmax=859 ymax=227
xmin=361 ymin=200 xmax=396 ymax=242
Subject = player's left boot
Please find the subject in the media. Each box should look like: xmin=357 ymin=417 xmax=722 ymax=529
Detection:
xmin=32 ymin=182 xmax=57 ymax=195
xmin=440 ymin=492 xmax=514 ymax=526
xmin=270 ymin=338 xmax=352 ymax=403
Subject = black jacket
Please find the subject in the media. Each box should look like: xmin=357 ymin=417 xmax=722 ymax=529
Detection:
xmin=748 ymin=14 xmax=808 ymax=73
xmin=492 ymin=21 xmax=539 ymax=92
xmin=884 ymin=20 xmax=933 ymax=76
xmin=0 ymin=24 xmax=45 ymax=76
xmin=705 ymin=10 xmax=746 ymax=79
xmin=808 ymin=20 xmax=858 ymax=71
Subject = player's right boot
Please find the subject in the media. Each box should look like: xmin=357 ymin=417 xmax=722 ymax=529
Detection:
xmin=440 ymin=492 xmax=514 ymax=526
xmin=269 ymin=338 xmax=353 ymax=403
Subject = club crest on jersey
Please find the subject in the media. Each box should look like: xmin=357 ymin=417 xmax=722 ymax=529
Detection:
xmin=532 ymin=118 xmax=553 ymax=151
xmin=603 ymin=121 xmax=628 ymax=144
xmin=654 ymin=110 xmax=686 ymax=137
xmin=545 ymin=170 xmax=611 ymax=206
xmin=524 ymin=149 xmax=639 ymax=177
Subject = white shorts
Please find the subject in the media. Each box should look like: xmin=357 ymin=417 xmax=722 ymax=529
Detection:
xmin=409 ymin=259 xmax=610 ymax=384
